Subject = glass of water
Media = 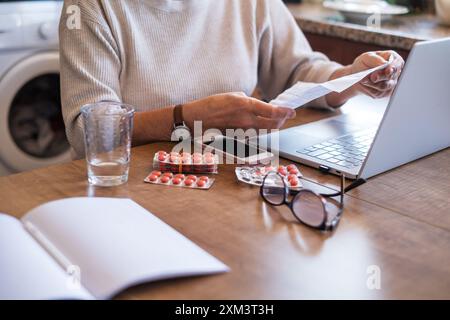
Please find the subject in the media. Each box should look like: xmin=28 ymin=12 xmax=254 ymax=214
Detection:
xmin=81 ymin=102 xmax=135 ymax=187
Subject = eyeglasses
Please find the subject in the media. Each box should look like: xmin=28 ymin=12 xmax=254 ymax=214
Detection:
xmin=260 ymin=173 xmax=347 ymax=231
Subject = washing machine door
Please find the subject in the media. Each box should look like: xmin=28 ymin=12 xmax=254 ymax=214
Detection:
xmin=0 ymin=51 xmax=71 ymax=173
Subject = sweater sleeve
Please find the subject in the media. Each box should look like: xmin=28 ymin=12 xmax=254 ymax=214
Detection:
xmin=256 ymin=0 xmax=342 ymax=108
xmin=59 ymin=0 xmax=122 ymax=159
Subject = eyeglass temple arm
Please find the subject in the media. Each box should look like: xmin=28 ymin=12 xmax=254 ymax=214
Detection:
xmin=322 ymin=177 xmax=367 ymax=199
xmin=325 ymin=175 xmax=350 ymax=231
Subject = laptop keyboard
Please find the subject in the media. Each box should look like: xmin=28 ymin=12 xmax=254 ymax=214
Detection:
xmin=296 ymin=129 xmax=376 ymax=169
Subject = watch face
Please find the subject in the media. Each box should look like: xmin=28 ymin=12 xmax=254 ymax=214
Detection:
xmin=172 ymin=126 xmax=192 ymax=141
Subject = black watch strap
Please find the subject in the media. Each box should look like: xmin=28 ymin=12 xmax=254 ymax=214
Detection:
xmin=174 ymin=104 xmax=184 ymax=127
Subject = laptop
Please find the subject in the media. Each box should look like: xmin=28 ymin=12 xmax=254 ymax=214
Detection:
xmin=265 ymin=38 xmax=450 ymax=180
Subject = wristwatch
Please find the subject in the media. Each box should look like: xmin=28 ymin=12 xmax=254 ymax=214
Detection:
xmin=171 ymin=104 xmax=192 ymax=141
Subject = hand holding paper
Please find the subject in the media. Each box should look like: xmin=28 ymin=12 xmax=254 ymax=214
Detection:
xmin=271 ymin=55 xmax=394 ymax=109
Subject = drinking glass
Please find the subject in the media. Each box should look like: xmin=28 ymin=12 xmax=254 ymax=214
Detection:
xmin=81 ymin=102 xmax=135 ymax=187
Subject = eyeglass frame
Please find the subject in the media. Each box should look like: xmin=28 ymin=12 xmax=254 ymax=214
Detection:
xmin=260 ymin=173 xmax=346 ymax=231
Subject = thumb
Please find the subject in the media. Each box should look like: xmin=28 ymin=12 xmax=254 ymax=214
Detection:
xmin=230 ymin=91 xmax=248 ymax=98
xmin=376 ymin=51 xmax=394 ymax=62
xmin=362 ymin=52 xmax=388 ymax=68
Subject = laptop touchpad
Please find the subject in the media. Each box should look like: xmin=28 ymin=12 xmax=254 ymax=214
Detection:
xmin=296 ymin=119 xmax=361 ymax=139
xmin=280 ymin=119 xmax=363 ymax=149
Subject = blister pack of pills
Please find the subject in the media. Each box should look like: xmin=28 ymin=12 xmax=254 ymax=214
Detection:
xmin=144 ymin=171 xmax=215 ymax=190
xmin=153 ymin=151 xmax=219 ymax=174
xmin=235 ymin=164 xmax=303 ymax=189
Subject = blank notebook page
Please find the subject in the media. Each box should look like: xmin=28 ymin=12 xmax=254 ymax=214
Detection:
xmin=22 ymin=198 xmax=229 ymax=299
xmin=0 ymin=214 xmax=93 ymax=300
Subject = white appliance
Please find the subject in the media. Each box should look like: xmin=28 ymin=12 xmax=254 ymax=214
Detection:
xmin=0 ymin=0 xmax=70 ymax=176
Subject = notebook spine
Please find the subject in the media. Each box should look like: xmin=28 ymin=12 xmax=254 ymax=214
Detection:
xmin=23 ymin=221 xmax=74 ymax=271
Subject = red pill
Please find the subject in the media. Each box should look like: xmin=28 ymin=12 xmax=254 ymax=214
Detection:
xmin=174 ymin=174 xmax=185 ymax=180
xmin=184 ymin=179 xmax=195 ymax=187
xmin=289 ymin=168 xmax=299 ymax=175
xmin=172 ymin=178 xmax=182 ymax=185
xmin=197 ymin=180 xmax=206 ymax=188
xmin=287 ymin=164 xmax=298 ymax=171
xmin=287 ymin=174 xmax=298 ymax=182
xmin=160 ymin=176 xmax=171 ymax=184
xmin=278 ymin=167 xmax=288 ymax=176
xmin=158 ymin=154 xmax=167 ymax=162
xmin=149 ymin=175 xmax=159 ymax=182
xmin=199 ymin=176 xmax=209 ymax=182
xmin=162 ymin=172 xmax=173 ymax=178
xmin=158 ymin=151 xmax=167 ymax=156
xmin=289 ymin=179 xmax=299 ymax=187
xmin=186 ymin=175 xmax=197 ymax=181
xmin=289 ymin=178 xmax=299 ymax=187
xmin=151 ymin=171 xmax=162 ymax=177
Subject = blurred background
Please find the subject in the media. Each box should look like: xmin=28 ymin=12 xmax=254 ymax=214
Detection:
xmin=0 ymin=0 xmax=69 ymax=176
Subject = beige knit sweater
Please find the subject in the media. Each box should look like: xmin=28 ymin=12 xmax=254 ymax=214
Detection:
xmin=59 ymin=0 xmax=341 ymax=158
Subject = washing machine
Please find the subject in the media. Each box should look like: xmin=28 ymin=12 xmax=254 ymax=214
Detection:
xmin=0 ymin=0 xmax=71 ymax=176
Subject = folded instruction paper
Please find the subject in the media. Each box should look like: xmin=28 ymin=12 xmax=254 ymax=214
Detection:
xmin=271 ymin=56 xmax=393 ymax=109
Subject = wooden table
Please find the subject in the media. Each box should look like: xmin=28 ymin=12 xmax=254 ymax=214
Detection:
xmin=1 ymin=98 xmax=449 ymax=300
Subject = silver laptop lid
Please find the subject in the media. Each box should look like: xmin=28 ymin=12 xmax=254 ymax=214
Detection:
xmin=360 ymin=38 xmax=450 ymax=179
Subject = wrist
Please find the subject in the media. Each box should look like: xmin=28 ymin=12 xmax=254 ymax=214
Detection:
xmin=182 ymin=101 xmax=198 ymax=130
xmin=326 ymin=65 xmax=360 ymax=108
xmin=172 ymin=104 xmax=193 ymax=141
xmin=329 ymin=65 xmax=352 ymax=81
xmin=183 ymin=98 xmax=216 ymax=131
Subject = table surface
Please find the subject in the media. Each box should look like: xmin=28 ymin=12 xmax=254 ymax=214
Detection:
xmin=1 ymin=98 xmax=449 ymax=300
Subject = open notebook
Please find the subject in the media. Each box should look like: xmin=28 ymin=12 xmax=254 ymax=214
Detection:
xmin=0 ymin=198 xmax=229 ymax=300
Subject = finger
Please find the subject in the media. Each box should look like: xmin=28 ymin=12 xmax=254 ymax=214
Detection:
xmin=371 ymin=52 xmax=404 ymax=83
xmin=383 ymin=88 xmax=395 ymax=98
xmin=280 ymin=107 xmax=297 ymax=119
xmin=371 ymin=88 xmax=394 ymax=99
xmin=249 ymin=99 xmax=296 ymax=120
xmin=361 ymin=52 xmax=389 ymax=69
xmin=370 ymin=68 xmax=394 ymax=83
xmin=362 ymin=80 xmax=396 ymax=92
xmin=238 ymin=115 xmax=281 ymax=130
xmin=359 ymin=84 xmax=384 ymax=99
xmin=230 ymin=91 xmax=248 ymax=98
xmin=376 ymin=50 xmax=395 ymax=61
xmin=254 ymin=116 xmax=286 ymax=130
xmin=391 ymin=55 xmax=405 ymax=80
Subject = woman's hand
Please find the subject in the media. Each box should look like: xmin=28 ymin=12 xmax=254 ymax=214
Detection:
xmin=326 ymin=50 xmax=405 ymax=107
xmin=133 ymin=92 xmax=295 ymax=146
xmin=351 ymin=51 xmax=405 ymax=99
xmin=183 ymin=92 xmax=296 ymax=131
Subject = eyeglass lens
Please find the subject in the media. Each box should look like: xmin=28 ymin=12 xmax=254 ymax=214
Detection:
xmin=324 ymin=201 xmax=341 ymax=225
xmin=261 ymin=173 xmax=286 ymax=206
xmin=292 ymin=190 xmax=326 ymax=227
